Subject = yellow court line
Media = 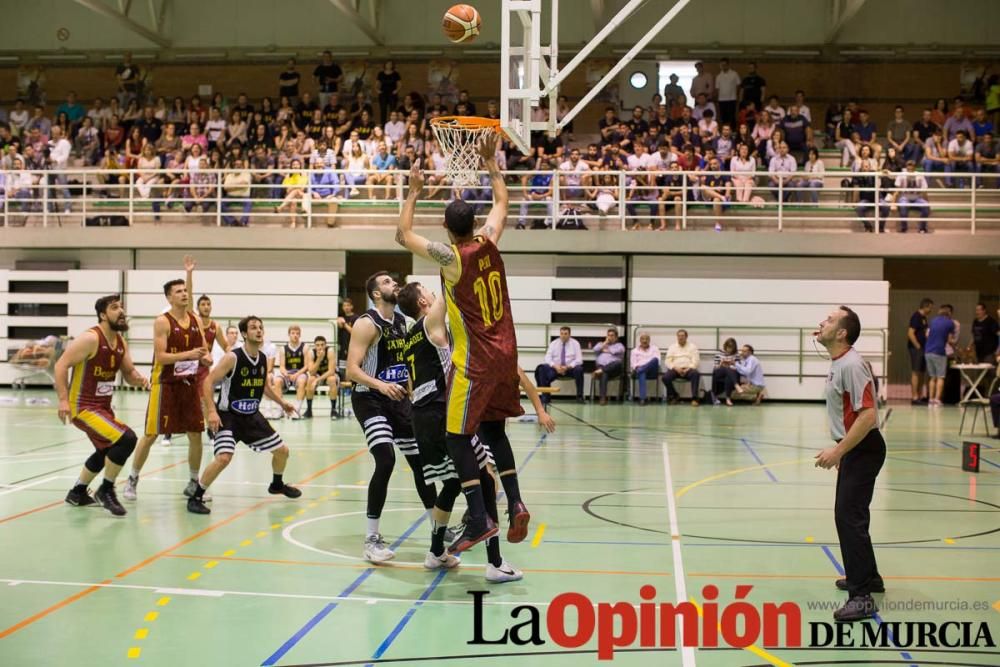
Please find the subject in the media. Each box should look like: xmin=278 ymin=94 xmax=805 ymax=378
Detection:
xmin=204 ymin=561 xmax=219 ymax=569
xmin=127 ymin=647 xmax=141 ymax=659
xmin=240 ymin=539 xmax=253 ymax=547
xmin=144 ymin=612 xmax=158 ymax=622
xmin=156 ymin=597 xmax=170 ymax=607
xmin=689 ymin=597 xmax=791 ymax=667
xmin=270 ymin=524 xmax=281 ymax=530
xmin=531 ymin=523 xmax=547 ymax=548
xmin=186 ymin=572 xmax=201 ymax=581
xmin=222 ymin=550 xmax=235 ymax=557
xmin=134 ymin=628 xmax=149 ymax=640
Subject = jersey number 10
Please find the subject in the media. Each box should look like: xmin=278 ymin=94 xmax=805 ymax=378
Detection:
xmin=473 ymin=271 xmax=504 ymax=328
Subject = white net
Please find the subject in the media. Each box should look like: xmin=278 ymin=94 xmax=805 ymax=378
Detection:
xmin=430 ymin=118 xmax=499 ymax=188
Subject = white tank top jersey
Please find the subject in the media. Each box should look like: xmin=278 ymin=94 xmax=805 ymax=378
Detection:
xmin=825 ymin=346 xmax=879 ymax=442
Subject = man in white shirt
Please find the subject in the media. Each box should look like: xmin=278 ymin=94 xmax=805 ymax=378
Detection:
xmin=946 ymin=130 xmax=974 ymax=189
xmin=630 ymin=332 xmax=661 ymax=405
xmin=690 ymin=62 xmax=713 ymax=101
xmin=47 ymin=125 xmax=72 ymax=213
xmin=715 ymin=58 xmax=741 ymax=126
xmin=768 ymin=142 xmax=800 ymax=202
xmin=895 ymin=160 xmax=930 ymax=233
xmin=534 ymin=326 xmax=584 ymax=403
xmin=558 ymin=148 xmax=591 ymax=208
xmin=662 ymin=329 xmax=702 ymax=406
xmin=384 ymin=110 xmax=406 ymax=145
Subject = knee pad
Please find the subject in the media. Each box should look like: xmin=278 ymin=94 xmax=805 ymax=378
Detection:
xmin=85 ymin=449 xmax=107 ymax=473
xmin=435 ymin=479 xmax=462 ymax=513
xmin=478 ymin=420 xmax=515 ymax=473
xmin=370 ymin=442 xmax=396 ymax=472
xmin=106 ymin=429 xmax=137 ymax=466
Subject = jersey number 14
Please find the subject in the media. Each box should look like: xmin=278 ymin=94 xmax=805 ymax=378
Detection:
xmin=473 ymin=271 xmax=504 ymax=328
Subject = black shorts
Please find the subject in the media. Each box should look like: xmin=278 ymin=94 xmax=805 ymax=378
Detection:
xmin=214 ymin=410 xmax=283 ymax=457
xmin=412 ymin=401 xmax=491 ymax=484
xmin=908 ymin=347 xmax=926 ymax=372
xmin=351 ymin=390 xmax=418 ymax=456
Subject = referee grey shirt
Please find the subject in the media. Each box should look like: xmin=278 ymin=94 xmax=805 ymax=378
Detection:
xmin=825 ymin=347 xmax=878 ymax=442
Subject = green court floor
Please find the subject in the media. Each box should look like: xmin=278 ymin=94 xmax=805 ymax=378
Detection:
xmin=1 ymin=390 xmax=998 ymax=666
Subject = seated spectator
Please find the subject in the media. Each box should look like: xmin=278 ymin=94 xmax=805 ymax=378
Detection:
xmin=559 ymin=147 xmax=591 ymax=207
xmin=922 ymin=127 xmax=948 ymax=183
xmin=780 ymin=104 xmax=812 ymax=164
xmin=342 ymin=141 xmax=371 ymax=198
xmin=185 ymin=156 xmax=216 ymax=214
xmin=802 ymin=147 xmax=825 ymax=203
xmin=834 ymin=108 xmax=855 ymax=164
xmin=946 ymin=131 xmax=974 ymax=188
xmin=853 ymin=143 xmax=889 ymax=233
xmin=713 ymin=124 xmax=735 ymax=165
xmin=699 ymin=156 xmax=731 ymax=231
xmin=9 ymin=99 xmax=29 ymax=137
xmin=697 ymin=109 xmax=719 ymax=141
xmin=592 ymin=328 xmax=625 ymax=405
xmin=135 ymin=143 xmax=162 ymax=219
xmin=657 ymin=162 xmax=685 ymax=231
xmin=793 ymin=90 xmax=812 ymax=123
xmin=309 ymin=158 xmax=343 ymax=227
xmin=711 ymin=337 xmax=740 ymax=406
xmin=768 ymin=141 xmax=799 ymax=202
xmin=902 ymin=128 xmax=925 ymax=164
xmin=384 ymin=110 xmax=405 ymax=145
xmin=629 ymin=333 xmax=661 ymax=405
xmin=73 ymin=116 xmax=100 ymax=165
xmin=424 ymin=141 xmax=449 ymax=199
xmin=104 ymin=115 xmax=125 ymax=153
xmin=97 ymin=148 xmax=125 ymax=199
xmin=535 ymin=326 xmax=584 ymax=403
xmin=225 ymin=110 xmax=247 ymax=150
xmin=752 ymin=111 xmax=774 ymax=157
xmin=662 ymin=329 xmax=702 ymax=406
xmin=250 ymin=145 xmax=276 ymax=200
xmin=598 ymin=106 xmax=619 ymax=145
xmin=124 ymin=126 xmax=145 ymax=169
xmin=977 ymin=133 xmax=998 ymax=183
xmin=692 ymin=93 xmax=717 ymax=122
xmin=943 ymin=105 xmax=974 ymax=142
xmin=763 ymin=96 xmax=785 ymax=123
xmin=895 ymin=160 xmax=930 ymax=233
xmin=733 ymin=344 xmax=766 ymax=404
xmin=275 ymin=158 xmax=307 ymax=227
xmin=730 ymin=142 xmax=757 ymax=203
xmin=852 ymin=109 xmax=881 ymax=158
xmin=367 ymin=141 xmax=397 ymax=199
xmin=972 ymin=108 xmax=994 ymax=139
xmin=6 ymin=156 xmax=37 ymax=213
xmin=155 ymin=122 xmax=182 ymax=157
xmin=518 ymin=157 xmax=555 ymax=229
xmin=182 ymin=122 xmax=208 ymax=153
xmin=222 ymin=158 xmax=253 ymax=227
xmin=886 ymin=105 xmax=912 ymax=155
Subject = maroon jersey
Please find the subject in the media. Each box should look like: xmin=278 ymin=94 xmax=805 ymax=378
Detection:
xmin=442 ymin=236 xmax=517 ymax=381
xmin=203 ymin=320 xmax=218 ymax=350
xmin=152 ymin=311 xmax=205 ymax=384
xmin=69 ymin=327 xmax=125 ymax=415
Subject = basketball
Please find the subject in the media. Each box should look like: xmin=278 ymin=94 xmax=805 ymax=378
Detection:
xmin=442 ymin=4 xmax=481 ymax=43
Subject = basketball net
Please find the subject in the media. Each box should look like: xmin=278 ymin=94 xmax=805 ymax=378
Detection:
xmin=429 ymin=116 xmax=501 ymax=188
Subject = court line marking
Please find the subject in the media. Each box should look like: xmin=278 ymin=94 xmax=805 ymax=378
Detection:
xmin=0 ymin=448 xmax=367 ymax=639
xmin=531 ymin=523 xmax=547 ymax=547
xmin=740 ymin=438 xmax=779 ymax=483
xmin=0 ymin=476 xmax=58 ymax=497
xmin=662 ymin=440 xmax=696 ymax=667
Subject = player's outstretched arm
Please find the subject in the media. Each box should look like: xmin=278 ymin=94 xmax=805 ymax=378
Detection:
xmin=518 ymin=365 xmax=556 ymax=433
xmin=54 ymin=332 xmax=98 ymax=423
xmin=424 ymin=291 xmax=449 ymax=347
xmin=476 ymin=133 xmax=508 ymax=245
xmin=395 ymin=162 xmax=457 ymax=268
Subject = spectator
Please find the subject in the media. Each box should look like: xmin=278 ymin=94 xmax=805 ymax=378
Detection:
xmin=592 ymin=328 xmax=625 ymax=405
xmin=946 ymin=131 xmax=974 ymax=188
xmin=9 ymin=99 xmax=29 ymax=137
xmin=367 ymin=141 xmax=396 ymax=199
xmin=56 ymin=91 xmax=85 ymax=128
xmin=972 ymin=108 xmax=994 ymax=139
xmin=902 ymin=128 xmax=924 ymax=164
xmin=535 ymin=326 xmax=584 ymax=403
xmin=907 ymin=298 xmax=933 ymax=404
xmin=894 ymin=160 xmax=930 ymax=233
xmin=977 ymin=133 xmax=998 ymax=183
xmin=275 ymin=158 xmax=307 ymax=227
xmin=752 ymin=111 xmax=774 ymax=156
xmin=943 ymin=105 xmax=974 ymax=142
xmin=26 ymin=105 xmax=51 ymax=136
xmin=971 ymin=303 xmax=999 ymax=364
xmin=342 ymin=141 xmax=370 ymax=198
xmin=73 ymin=116 xmax=100 ymax=166
xmin=886 ymin=105 xmax=912 ymax=155
xmin=834 ymin=108 xmax=855 ymax=165
xmin=930 ymin=98 xmax=948 ymax=127
xmin=135 ymin=106 xmax=163 ymax=144
xmin=764 ymin=96 xmax=786 ymax=123
xmin=656 ymin=162 xmax=685 ymax=230
xmin=700 ymin=156 xmax=731 ymax=231
xmin=697 ymin=108 xmax=719 ymax=140
xmin=135 ymin=143 xmax=162 ymax=219
xmin=663 ymin=329 xmax=702 ymax=406
xmin=692 ymin=93 xmax=717 ymax=122
xmin=802 ymin=147 xmax=825 ymax=204
xmin=297 ymin=92 xmax=320 ymax=129
xmin=278 ymin=58 xmax=301 ymax=104
xmin=630 ymin=333 xmax=661 ymax=405
xmin=231 ymin=93 xmax=253 ymax=122
xmin=925 ymin=305 xmax=955 ymax=407
xmin=690 ymin=61 xmax=713 ymax=101
xmin=922 ymin=127 xmax=948 ymax=183
xmin=185 ymin=156 xmax=216 ymax=214
xmin=781 ymin=104 xmax=812 ymax=164
xmin=153 ymin=96 xmax=169 ymax=121
xmin=715 ymin=58 xmax=740 ymax=126
xmin=182 ymin=122 xmax=208 ymax=153
xmin=945 ymin=304 xmax=961 ymax=361
xmin=739 ymin=62 xmax=766 ymax=111
xmin=768 ymin=141 xmax=799 ymax=202
xmin=154 ymin=121 xmax=181 ymax=158
xmin=598 ymin=107 xmax=619 ymax=145
xmin=730 ymin=142 xmax=756 ymax=203
xmin=852 ymin=143 xmax=888 ymax=232
xmin=711 ymin=337 xmax=740 ymax=405
xmin=793 ymin=90 xmax=812 ymax=123
xmin=376 ymin=60 xmax=401 ymax=124
xmin=97 ymin=148 xmax=125 ymax=199
xmin=559 ymin=147 xmax=591 ymax=207
xmin=663 ymin=73 xmax=686 ymax=112
xmin=733 ymin=344 xmax=766 ymax=404
xmin=222 ymin=158 xmax=253 ymax=226
xmin=913 ymin=108 xmax=938 ymax=142
xmin=314 ymin=51 xmax=343 ymax=110
xmin=225 ymin=110 xmax=248 ymax=150
xmin=384 ymin=110 xmax=405 ymax=145
xmin=518 ymin=157 xmax=554 ymax=229
xmin=115 ymin=52 xmax=139 ymax=105
xmin=47 ymin=126 xmax=72 ymax=213
xmin=853 ymin=109 xmax=880 ymax=157
xmin=167 ymin=97 xmax=187 ymax=127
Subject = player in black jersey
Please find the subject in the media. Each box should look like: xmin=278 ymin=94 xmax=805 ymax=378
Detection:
xmin=347 ymin=271 xmax=438 ymax=563
xmin=306 ymin=335 xmax=339 ymax=419
xmin=188 ymin=315 xmax=302 ymax=515
xmin=271 ymin=324 xmax=309 ymax=417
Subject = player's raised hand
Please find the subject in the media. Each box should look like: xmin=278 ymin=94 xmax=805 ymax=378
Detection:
xmin=184 ymin=254 xmax=196 ymax=272
xmin=407 ymin=160 xmax=424 ymax=196
xmin=477 ymin=132 xmax=498 ymax=161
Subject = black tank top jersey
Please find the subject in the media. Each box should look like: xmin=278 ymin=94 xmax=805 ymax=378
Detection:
xmin=284 ymin=343 xmax=305 ymax=371
xmin=354 ymin=308 xmax=409 ymax=392
xmin=314 ymin=347 xmax=330 ymax=375
xmin=218 ymin=347 xmax=268 ymax=414
xmin=404 ymin=317 xmax=450 ymax=407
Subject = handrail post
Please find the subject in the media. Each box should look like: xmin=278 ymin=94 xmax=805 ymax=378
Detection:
xmin=777 ymin=178 xmax=783 ymax=231
xmin=550 ymin=168 xmax=560 ymax=231
xmin=970 ymin=171 xmax=976 ymax=235
xmin=619 ymin=171 xmax=626 ymax=231
xmin=873 ymin=176 xmax=880 ymax=234
xmin=127 ymin=170 xmax=134 ymax=224
xmin=305 ymin=175 xmax=313 ymax=229
xmin=681 ymin=172 xmax=687 ymax=230
xmin=798 ymin=328 xmax=804 ymax=383
xmin=215 ymin=170 xmax=223 ymax=227
xmin=80 ymin=173 xmax=87 ymax=226
xmin=42 ymin=171 xmax=49 ymax=228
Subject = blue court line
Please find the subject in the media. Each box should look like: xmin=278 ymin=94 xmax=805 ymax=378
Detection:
xmin=685 ymin=542 xmax=1000 ymax=551
xmin=740 ymin=438 xmax=779 ymax=482
xmin=360 ymin=433 xmax=548 ymax=665
xmin=941 ymin=440 xmax=1000 ymax=469
xmin=820 ymin=546 xmax=917 ymax=666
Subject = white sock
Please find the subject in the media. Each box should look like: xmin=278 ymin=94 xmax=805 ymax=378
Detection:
xmin=366 ymin=517 xmax=380 ymax=538
xmin=189 ymin=469 xmax=199 ymax=481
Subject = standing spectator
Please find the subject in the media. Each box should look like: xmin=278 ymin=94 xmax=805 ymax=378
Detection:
xmin=592 ymin=329 xmax=625 ymax=405
xmin=715 ymin=58 xmax=740 ymax=126
xmin=711 ymin=337 xmax=740 ymax=405
xmin=925 ymin=305 xmax=955 ymax=407
xmin=971 ymin=303 xmax=999 ymax=363
xmin=630 ymin=333 xmax=661 ymax=405
xmin=739 ymin=62 xmax=766 ymax=111
xmin=907 ymin=298 xmax=933 ymax=404
xmin=115 ymin=52 xmax=139 ymax=106
xmin=734 ymin=344 xmax=766 ymax=403
xmin=768 ymin=141 xmax=799 ymax=202
xmin=895 ymin=161 xmax=930 ymax=233
xmin=279 ymin=59 xmax=301 ymax=105
xmin=663 ymin=73 xmax=686 ymax=112
xmin=376 ymin=61 xmax=401 ymax=125
xmin=690 ymin=62 xmax=713 ymax=101
xmin=946 ymin=131 xmax=974 ymax=188
xmin=535 ymin=326 xmax=584 ymax=403
xmin=943 ymin=105 xmax=974 ymax=142
xmin=802 ymin=147 xmax=825 ymax=203
xmin=885 ymin=106 xmax=912 ymax=155
xmin=663 ymin=330 xmax=702 ymax=405
xmin=781 ymin=104 xmax=813 ymax=164
xmin=314 ymin=51 xmax=343 ymax=110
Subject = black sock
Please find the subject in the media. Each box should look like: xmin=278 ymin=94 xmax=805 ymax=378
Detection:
xmin=194 ymin=484 xmax=206 ymax=499
xmin=485 ymin=536 xmax=502 ymax=567
xmin=499 ymin=473 xmax=522 ymax=508
xmin=430 ymin=524 xmax=447 ymax=556
xmin=306 ymin=399 xmax=313 ymax=410
xmin=272 ymin=474 xmax=282 ymax=487
xmin=461 ymin=485 xmax=487 ymax=525
xmin=100 ymin=478 xmax=115 ymax=492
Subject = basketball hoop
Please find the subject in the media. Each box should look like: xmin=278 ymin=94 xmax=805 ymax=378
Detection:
xmin=429 ymin=116 xmax=502 ymax=188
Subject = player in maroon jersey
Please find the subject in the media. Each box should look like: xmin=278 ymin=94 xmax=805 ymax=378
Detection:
xmin=55 ymin=295 xmax=148 ymax=516
xmin=184 ymin=254 xmax=231 ymax=444
xmin=396 ymin=133 xmax=529 ymax=569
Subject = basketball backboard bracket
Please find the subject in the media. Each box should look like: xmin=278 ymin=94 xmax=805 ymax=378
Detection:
xmin=500 ymin=0 xmax=692 ymax=154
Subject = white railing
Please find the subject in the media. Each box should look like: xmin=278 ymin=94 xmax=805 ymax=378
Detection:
xmin=1 ymin=167 xmax=997 ymax=233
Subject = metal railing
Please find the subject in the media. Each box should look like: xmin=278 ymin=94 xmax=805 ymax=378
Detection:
xmin=1 ymin=167 xmax=998 ymax=233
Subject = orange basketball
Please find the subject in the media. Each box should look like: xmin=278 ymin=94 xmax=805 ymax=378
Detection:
xmin=442 ymin=4 xmax=481 ymax=43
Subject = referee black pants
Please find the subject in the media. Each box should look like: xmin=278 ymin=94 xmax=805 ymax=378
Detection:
xmin=835 ymin=429 xmax=886 ymax=598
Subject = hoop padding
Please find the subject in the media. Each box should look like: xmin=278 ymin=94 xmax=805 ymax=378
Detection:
xmin=430 ymin=116 xmax=502 ymax=188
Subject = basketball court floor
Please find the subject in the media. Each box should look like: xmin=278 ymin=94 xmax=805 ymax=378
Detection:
xmin=0 ymin=391 xmax=997 ymax=666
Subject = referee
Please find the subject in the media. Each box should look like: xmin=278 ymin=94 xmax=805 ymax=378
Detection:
xmin=814 ymin=306 xmax=886 ymax=622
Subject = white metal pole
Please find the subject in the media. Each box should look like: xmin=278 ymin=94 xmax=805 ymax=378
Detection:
xmin=970 ymin=171 xmax=976 ymax=235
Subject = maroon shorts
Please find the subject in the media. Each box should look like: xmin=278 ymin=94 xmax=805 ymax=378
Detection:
xmin=144 ymin=380 xmax=205 ymax=436
xmin=446 ymin=367 xmax=524 ymax=436
xmin=72 ymin=406 xmax=129 ymax=450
